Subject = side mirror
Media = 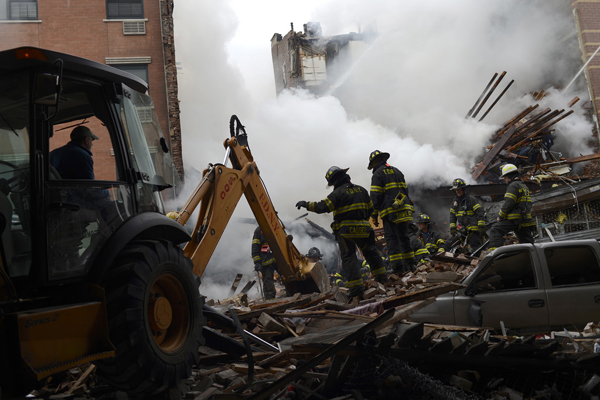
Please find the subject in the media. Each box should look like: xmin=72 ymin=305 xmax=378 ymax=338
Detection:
xmin=33 ymin=73 xmax=60 ymax=106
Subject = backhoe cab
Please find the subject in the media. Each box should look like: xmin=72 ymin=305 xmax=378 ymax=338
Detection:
xmin=0 ymin=47 xmax=327 ymax=398
xmin=0 ymin=47 xmax=203 ymax=398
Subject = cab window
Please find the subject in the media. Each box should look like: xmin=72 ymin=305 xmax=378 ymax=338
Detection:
xmin=545 ymin=246 xmax=600 ymax=286
xmin=472 ymin=250 xmax=536 ymax=293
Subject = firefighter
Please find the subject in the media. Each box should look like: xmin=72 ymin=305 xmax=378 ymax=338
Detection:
xmin=368 ymin=150 xmax=415 ymax=274
xmin=488 ymin=164 xmax=535 ymax=249
xmin=416 ymin=213 xmax=445 ymax=254
xmin=251 ymin=226 xmax=278 ymax=300
xmin=448 ymin=178 xmax=486 ymax=253
xmin=408 ymin=222 xmax=431 ymax=266
xmin=296 ymin=166 xmax=388 ymax=299
xmin=306 ymin=247 xmax=323 ymax=263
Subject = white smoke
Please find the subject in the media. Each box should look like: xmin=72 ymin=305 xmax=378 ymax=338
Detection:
xmin=173 ymin=0 xmax=592 ymax=299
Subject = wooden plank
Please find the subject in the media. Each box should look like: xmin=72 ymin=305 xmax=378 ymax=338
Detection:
xmin=236 ymin=295 xmax=314 ymax=320
xmin=382 ymin=283 xmax=463 ymax=310
xmin=273 ymin=310 xmax=374 ymax=321
xmin=256 ymin=349 xmax=293 ymax=368
xmin=246 ymin=308 xmax=396 ymax=400
xmin=472 ymin=125 xmax=518 ymax=180
xmin=375 ymin=299 xmax=435 ymax=333
xmin=228 ymin=273 xmax=243 ymax=296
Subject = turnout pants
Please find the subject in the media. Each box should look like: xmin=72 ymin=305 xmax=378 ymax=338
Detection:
xmin=260 ymin=265 xmax=276 ymax=299
xmin=336 ymin=231 xmax=386 ymax=291
xmin=383 ymin=219 xmax=414 ymax=272
xmin=489 ymin=220 xmax=535 ymax=249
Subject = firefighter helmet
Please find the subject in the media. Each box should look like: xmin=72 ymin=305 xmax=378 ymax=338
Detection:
xmin=325 ymin=166 xmax=349 ymax=186
xmin=450 ymin=178 xmax=467 ymax=190
xmin=416 ymin=213 xmax=431 ymax=224
xmin=500 ymin=163 xmax=518 ymax=177
xmin=306 ymin=247 xmax=322 ymax=259
xmin=367 ymin=150 xmax=390 ymax=170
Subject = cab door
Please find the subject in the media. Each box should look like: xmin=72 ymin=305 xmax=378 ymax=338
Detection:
xmin=542 ymin=244 xmax=600 ymax=331
xmin=454 ymin=248 xmax=550 ymax=333
xmin=44 ymin=77 xmax=135 ymax=280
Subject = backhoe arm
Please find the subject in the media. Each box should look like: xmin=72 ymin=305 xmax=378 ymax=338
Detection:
xmin=169 ymin=117 xmax=328 ymax=295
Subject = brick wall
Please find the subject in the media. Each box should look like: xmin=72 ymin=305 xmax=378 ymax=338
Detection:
xmin=0 ymin=0 xmax=183 ymax=181
xmin=572 ymin=0 xmax=600 ymax=132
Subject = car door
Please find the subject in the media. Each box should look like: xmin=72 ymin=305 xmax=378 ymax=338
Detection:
xmin=542 ymin=244 xmax=600 ymax=331
xmin=453 ymin=248 xmax=550 ymax=333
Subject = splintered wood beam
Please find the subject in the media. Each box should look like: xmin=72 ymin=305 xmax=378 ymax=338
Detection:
xmin=568 ymin=97 xmax=580 ymax=108
xmin=382 ymin=282 xmax=463 ymax=309
xmin=507 ymin=110 xmax=573 ymax=152
xmin=228 ymin=273 xmax=243 ymax=296
xmin=472 ymin=125 xmax=519 ymax=180
xmin=471 ymin=71 xmax=506 ymax=119
xmin=466 ymin=72 xmax=498 ymax=119
xmin=496 ymin=105 xmax=538 ymax=137
xmin=478 ymin=79 xmax=514 ymax=122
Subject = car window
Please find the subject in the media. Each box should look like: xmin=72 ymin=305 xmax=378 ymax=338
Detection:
xmin=545 ymin=246 xmax=600 ymax=286
xmin=472 ymin=250 xmax=536 ymax=293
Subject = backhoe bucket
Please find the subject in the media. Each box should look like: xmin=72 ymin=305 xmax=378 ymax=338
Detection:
xmin=285 ymin=261 xmax=329 ymax=294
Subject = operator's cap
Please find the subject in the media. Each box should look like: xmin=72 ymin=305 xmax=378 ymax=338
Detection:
xmin=71 ymin=125 xmax=99 ymax=141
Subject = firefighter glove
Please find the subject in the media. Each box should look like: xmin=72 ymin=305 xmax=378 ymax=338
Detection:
xmin=295 ymin=200 xmax=308 ymax=210
xmin=450 ymin=227 xmax=457 ymax=235
xmin=478 ymin=226 xmax=486 ymax=235
xmin=254 ymin=262 xmax=262 ymax=271
xmin=370 ymin=216 xmax=379 ymax=227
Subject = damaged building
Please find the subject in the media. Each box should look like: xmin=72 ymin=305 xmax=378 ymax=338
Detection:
xmin=270 ymin=22 xmax=374 ymax=96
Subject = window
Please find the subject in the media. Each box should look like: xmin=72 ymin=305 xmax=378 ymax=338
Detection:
xmin=545 ymin=246 xmax=600 ymax=286
xmin=106 ymin=0 xmax=143 ymax=19
xmin=113 ymin=64 xmax=148 ymax=85
xmin=472 ymin=250 xmax=536 ymax=293
xmin=0 ymin=0 xmax=37 ymax=20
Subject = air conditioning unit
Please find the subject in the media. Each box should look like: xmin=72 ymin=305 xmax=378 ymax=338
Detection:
xmin=123 ymin=21 xmax=146 ymax=35
xmin=136 ymin=106 xmax=154 ymax=123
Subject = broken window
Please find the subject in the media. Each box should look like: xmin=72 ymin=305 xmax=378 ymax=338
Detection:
xmin=545 ymin=246 xmax=600 ymax=286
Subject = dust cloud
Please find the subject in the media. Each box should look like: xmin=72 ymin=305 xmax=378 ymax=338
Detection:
xmin=173 ymin=0 xmax=592 ymax=300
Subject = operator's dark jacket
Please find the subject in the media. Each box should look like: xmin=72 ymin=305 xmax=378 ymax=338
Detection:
xmin=498 ymin=178 xmax=535 ymax=228
xmin=370 ymin=163 xmax=414 ymax=223
xmin=449 ymin=194 xmax=485 ymax=232
xmin=251 ymin=227 xmax=277 ymax=268
xmin=306 ymin=182 xmax=374 ymax=240
xmin=50 ymin=141 xmax=95 ymax=180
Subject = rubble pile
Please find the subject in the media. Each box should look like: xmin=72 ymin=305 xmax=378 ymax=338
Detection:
xmin=27 ymin=251 xmax=600 ymax=400
xmin=470 ymin=92 xmax=591 ymax=183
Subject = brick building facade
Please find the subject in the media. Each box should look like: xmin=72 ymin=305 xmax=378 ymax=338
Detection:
xmin=573 ymin=0 xmax=600 ymax=135
xmin=0 ymin=0 xmax=183 ymax=181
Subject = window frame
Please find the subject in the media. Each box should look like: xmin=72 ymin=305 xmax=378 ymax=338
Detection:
xmin=544 ymin=245 xmax=600 ymax=287
xmin=105 ymin=0 xmax=144 ymax=20
xmin=1 ymin=0 xmax=38 ymax=21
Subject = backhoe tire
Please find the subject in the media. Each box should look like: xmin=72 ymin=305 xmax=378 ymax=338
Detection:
xmin=95 ymin=240 xmax=205 ymax=398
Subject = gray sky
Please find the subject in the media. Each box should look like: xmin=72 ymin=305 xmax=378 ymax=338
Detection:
xmin=173 ymin=0 xmax=592 ymax=300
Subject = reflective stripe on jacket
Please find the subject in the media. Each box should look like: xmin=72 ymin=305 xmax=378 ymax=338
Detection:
xmin=306 ymin=182 xmax=374 ymax=239
xmin=449 ymin=194 xmax=485 ymax=232
xmin=370 ymin=163 xmax=414 ymax=222
xmin=251 ymin=227 xmax=276 ymax=266
xmin=499 ymin=178 xmax=535 ymax=227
